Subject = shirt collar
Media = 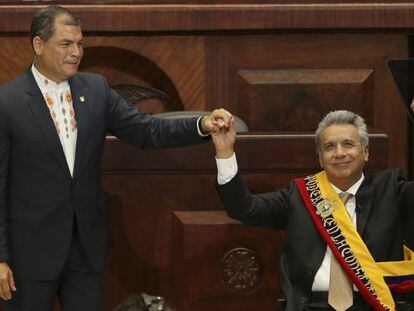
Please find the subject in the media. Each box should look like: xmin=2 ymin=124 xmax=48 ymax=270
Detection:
xmin=330 ymin=173 xmax=364 ymax=196
xmin=31 ymin=63 xmax=69 ymax=90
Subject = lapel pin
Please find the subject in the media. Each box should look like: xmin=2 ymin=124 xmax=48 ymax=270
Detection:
xmin=80 ymin=96 xmax=85 ymax=103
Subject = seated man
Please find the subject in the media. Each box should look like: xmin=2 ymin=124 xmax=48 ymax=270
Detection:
xmin=212 ymin=110 xmax=414 ymax=311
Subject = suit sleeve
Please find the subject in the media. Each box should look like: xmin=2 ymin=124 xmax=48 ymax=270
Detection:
xmin=0 ymin=102 xmax=10 ymax=262
xmin=395 ymin=170 xmax=414 ymax=249
xmin=216 ymin=172 xmax=291 ymax=230
xmin=103 ymin=77 xmax=207 ymax=149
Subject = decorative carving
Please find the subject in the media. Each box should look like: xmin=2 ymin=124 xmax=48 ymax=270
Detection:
xmin=112 ymin=84 xmax=169 ymax=105
xmin=111 ymin=84 xmax=169 ymax=114
xmin=80 ymin=46 xmax=184 ymax=113
xmin=221 ymin=247 xmax=261 ymax=291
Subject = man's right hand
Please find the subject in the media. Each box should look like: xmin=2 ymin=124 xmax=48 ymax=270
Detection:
xmin=211 ymin=116 xmax=236 ymax=159
xmin=0 ymin=262 xmax=16 ymax=300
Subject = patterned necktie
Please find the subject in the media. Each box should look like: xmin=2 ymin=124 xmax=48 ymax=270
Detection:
xmin=328 ymin=192 xmax=354 ymax=311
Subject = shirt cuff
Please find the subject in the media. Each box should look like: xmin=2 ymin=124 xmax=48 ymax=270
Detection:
xmin=216 ymin=152 xmax=238 ymax=185
xmin=197 ymin=117 xmax=210 ymax=137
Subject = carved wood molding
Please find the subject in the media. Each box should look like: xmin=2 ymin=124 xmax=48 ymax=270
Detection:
xmin=237 ymin=69 xmax=375 ymax=131
xmin=1 ymin=3 xmax=414 ymax=32
xmin=221 ymin=247 xmax=261 ymax=292
xmin=102 ymin=133 xmax=388 ymax=173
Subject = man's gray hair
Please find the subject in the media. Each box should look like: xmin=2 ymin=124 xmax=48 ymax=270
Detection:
xmin=315 ymin=110 xmax=369 ymax=154
xmin=30 ymin=6 xmax=80 ymax=47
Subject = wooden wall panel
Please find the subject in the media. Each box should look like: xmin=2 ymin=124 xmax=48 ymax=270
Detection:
xmin=0 ymin=35 xmax=406 ymax=170
xmin=0 ymin=37 xmax=32 ymax=84
xmin=172 ymin=211 xmax=283 ymax=311
xmin=237 ymin=69 xmax=374 ymax=131
xmin=79 ymin=36 xmax=205 ymax=111
xmin=0 ymin=36 xmax=205 ymax=112
xmin=1 ymin=3 xmax=414 ymax=31
xmin=205 ymin=34 xmax=408 ymax=169
xmin=2 ymin=1 xmax=414 ymax=3
xmin=0 ymin=2 xmax=410 ymax=310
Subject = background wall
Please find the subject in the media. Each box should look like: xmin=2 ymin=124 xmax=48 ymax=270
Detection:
xmin=0 ymin=1 xmax=412 ymax=310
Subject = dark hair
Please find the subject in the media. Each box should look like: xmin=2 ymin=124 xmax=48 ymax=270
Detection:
xmin=30 ymin=5 xmax=80 ymax=46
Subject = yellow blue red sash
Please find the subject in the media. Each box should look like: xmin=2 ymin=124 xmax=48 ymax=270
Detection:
xmin=296 ymin=171 xmax=414 ymax=311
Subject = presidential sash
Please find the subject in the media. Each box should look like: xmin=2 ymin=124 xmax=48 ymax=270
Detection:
xmin=296 ymin=171 xmax=414 ymax=311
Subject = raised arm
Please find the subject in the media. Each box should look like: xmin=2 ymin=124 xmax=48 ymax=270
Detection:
xmin=104 ymin=76 xmax=232 ymax=149
xmin=212 ymin=119 xmax=289 ymax=229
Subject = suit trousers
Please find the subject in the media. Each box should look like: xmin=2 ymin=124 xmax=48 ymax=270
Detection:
xmin=2 ymin=223 xmax=105 ymax=311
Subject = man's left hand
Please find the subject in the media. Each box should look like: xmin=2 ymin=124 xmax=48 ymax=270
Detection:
xmin=201 ymin=108 xmax=233 ymax=134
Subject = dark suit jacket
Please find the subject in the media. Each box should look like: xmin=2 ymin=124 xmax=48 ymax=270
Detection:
xmin=217 ymin=170 xmax=414 ymax=311
xmin=0 ymin=69 xmax=206 ymax=280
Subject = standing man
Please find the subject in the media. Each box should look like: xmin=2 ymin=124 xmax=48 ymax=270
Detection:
xmin=0 ymin=5 xmax=232 ymax=311
xmin=213 ymin=110 xmax=414 ymax=310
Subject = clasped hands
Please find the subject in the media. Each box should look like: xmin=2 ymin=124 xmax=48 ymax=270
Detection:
xmin=201 ymin=108 xmax=233 ymax=134
xmin=202 ymin=108 xmax=237 ymax=160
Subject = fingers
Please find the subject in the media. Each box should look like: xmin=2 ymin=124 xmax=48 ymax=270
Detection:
xmin=8 ymin=270 xmax=16 ymax=292
xmin=0 ymin=283 xmax=11 ymax=300
xmin=204 ymin=108 xmax=233 ymax=133
xmin=0 ymin=264 xmax=15 ymax=301
xmin=212 ymin=108 xmax=232 ymax=128
xmin=211 ymin=116 xmax=237 ymax=157
xmin=228 ymin=116 xmax=236 ymax=133
xmin=0 ymin=276 xmax=11 ymax=300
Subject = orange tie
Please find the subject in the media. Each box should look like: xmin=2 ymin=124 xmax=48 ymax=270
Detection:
xmin=328 ymin=192 xmax=354 ymax=311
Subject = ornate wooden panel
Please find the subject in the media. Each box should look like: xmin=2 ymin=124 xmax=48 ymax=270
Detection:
xmin=237 ymin=69 xmax=374 ymax=131
xmin=78 ymin=36 xmax=205 ymax=112
xmin=0 ymin=30 xmax=407 ymax=172
xmin=0 ymin=2 xmax=409 ymax=311
xmin=0 ymin=36 xmax=205 ymax=114
xmin=1 ymin=3 xmax=414 ymax=32
xmin=172 ymin=211 xmax=283 ymax=311
xmin=205 ymin=33 xmax=408 ymax=169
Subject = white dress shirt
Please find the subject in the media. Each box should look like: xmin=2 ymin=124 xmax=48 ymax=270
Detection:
xmin=215 ymin=152 xmax=364 ymax=291
xmin=31 ymin=64 xmax=78 ymax=177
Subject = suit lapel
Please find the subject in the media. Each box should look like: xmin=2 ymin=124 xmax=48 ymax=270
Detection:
xmin=70 ymin=76 xmax=89 ymax=182
xmin=24 ymin=70 xmax=72 ymax=179
xmin=355 ymin=173 xmax=373 ymax=235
